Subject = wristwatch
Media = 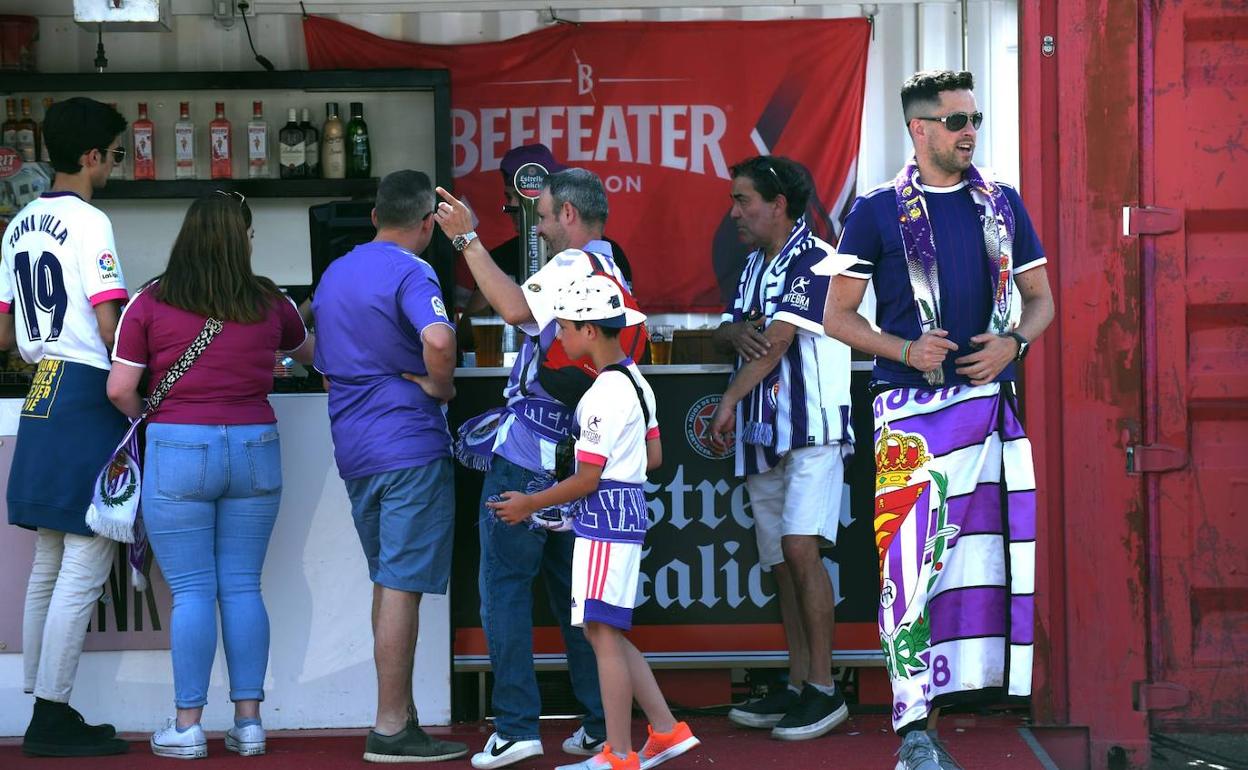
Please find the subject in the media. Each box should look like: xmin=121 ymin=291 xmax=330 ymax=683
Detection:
xmin=451 ymin=231 xmax=478 ymax=251
xmin=1005 ymin=331 xmax=1030 ymax=361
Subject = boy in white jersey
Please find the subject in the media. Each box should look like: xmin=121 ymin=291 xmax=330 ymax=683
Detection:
xmin=488 ymin=275 xmax=700 ymax=770
xmin=0 ymin=97 xmax=130 ymax=757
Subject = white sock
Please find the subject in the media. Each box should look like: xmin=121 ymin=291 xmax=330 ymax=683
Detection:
xmin=810 ymin=681 xmax=837 ymax=696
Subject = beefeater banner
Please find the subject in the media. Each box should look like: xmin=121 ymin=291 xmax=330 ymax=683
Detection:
xmin=303 ymin=15 xmax=870 ymax=312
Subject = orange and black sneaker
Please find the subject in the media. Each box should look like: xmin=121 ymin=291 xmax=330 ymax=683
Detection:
xmin=639 ymin=721 xmax=700 ymax=769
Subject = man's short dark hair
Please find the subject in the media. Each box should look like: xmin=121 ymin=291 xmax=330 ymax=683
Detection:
xmin=545 ymin=168 xmax=608 ymax=227
xmin=375 ymin=170 xmax=436 ymax=229
xmin=43 ymin=98 xmax=127 ymax=174
xmin=901 ymin=70 xmax=975 ymax=123
xmin=572 ymin=319 xmax=621 ymax=339
xmin=729 ymin=156 xmax=813 ymax=221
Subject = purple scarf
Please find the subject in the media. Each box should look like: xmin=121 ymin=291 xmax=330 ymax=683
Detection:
xmin=894 ymin=160 xmax=1016 ymax=385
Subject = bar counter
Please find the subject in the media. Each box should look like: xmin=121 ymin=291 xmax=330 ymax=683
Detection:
xmin=0 ymin=361 xmax=880 ymax=736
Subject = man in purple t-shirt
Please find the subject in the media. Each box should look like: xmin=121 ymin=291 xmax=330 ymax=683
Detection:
xmin=312 ymin=170 xmax=467 ymax=764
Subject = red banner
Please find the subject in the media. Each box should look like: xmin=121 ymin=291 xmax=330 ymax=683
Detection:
xmin=304 ymin=16 xmax=870 ymax=312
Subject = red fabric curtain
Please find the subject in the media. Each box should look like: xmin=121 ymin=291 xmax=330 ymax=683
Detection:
xmin=303 ymin=15 xmax=869 ymax=313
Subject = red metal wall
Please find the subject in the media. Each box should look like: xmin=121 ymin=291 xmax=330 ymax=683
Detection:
xmin=1022 ymin=0 xmax=1150 ymax=767
xmin=1022 ymin=0 xmax=1248 ymax=766
xmin=1147 ymin=0 xmax=1248 ymax=734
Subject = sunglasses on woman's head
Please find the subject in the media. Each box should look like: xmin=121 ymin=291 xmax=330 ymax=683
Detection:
xmin=215 ymin=189 xmax=247 ymax=206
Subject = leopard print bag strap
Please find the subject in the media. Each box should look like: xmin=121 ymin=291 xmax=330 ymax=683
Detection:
xmin=140 ymin=317 xmax=224 ymax=419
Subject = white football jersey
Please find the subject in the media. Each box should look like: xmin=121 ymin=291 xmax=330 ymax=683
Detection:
xmin=574 ymin=361 xmax=659 ymax=485
xmin=0 ymin=192 xmax=128 ymax=370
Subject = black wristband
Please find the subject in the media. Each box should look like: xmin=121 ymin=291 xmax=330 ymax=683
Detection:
xmin=1005 ymin=331 xmax=1029 ymax=361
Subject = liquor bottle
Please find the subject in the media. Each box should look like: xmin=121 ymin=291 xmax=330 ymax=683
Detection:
xmin=38 ymin=97 xmax=52 ymax=163
xmin=345 ymin=102 xmax=371 ymax=179
xmin=174 ymin=101 xmax=196 ymax=179
xmin=321 ymin=102 xmax=345 ymax=180
xmin=209 ymin=101 xmax=232 ymax=180
xmin=278 ymin=108 xmax=306 ymax=179
xmin=2 ymin=98 xmax=17 ymax=149
xmin=300 ymin=107 xmax=320 ymax=178
xmin=107 ymin=103 xmax=125 ymax=179
xmin=247 ymin=100 xmax=269 ymax=179
xmin=132 ymin=102 xmax=155 ymax=180
xmin=15 ymin=98 xmax=37 ymax=163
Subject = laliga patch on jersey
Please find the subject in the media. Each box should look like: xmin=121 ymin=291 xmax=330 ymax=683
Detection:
xmin=97 ymin=250 xmax=120 ymax=282
xmin=431 ymin=296 xmax=448 ymax=319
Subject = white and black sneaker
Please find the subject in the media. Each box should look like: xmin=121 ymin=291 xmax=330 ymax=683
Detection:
xmin=727 ymin=686 xmax=800 ymax=729
xmin=470 ymin=733 xmax=543 ymax=769
xmin=561 ymin=726 xmax=606 ymax=757
xmin=770 ymin=684 xmax=849 ymax=741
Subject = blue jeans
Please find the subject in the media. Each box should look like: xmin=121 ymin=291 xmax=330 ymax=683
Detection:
xmin=143 ymin=423 xmax=282 ymax=709
xmin=479 ymin=456 xmax=605 ymax=741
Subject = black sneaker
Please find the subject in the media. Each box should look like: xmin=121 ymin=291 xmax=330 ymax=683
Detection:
xmin=22 ymin=698 xmax=129 ymax=757
xmin=364 ymin=723 xmax=469 ymax=763
xmin=727 ymin=685 xmax=801 ymax=729
xmin=769 ymin=684 xmax=849 ymax=741
xmin=67 ymin=703 xmax=117 ymax=739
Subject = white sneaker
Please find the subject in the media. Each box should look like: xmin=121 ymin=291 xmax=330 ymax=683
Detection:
xmin=150 ymin=719 xmax=207 ymax=759
xmin=562 ymin=725 xmax=606 ymax=756
xmin=470 ymin=732 xmax=543 ymax=769
xmin=555 ymin=752 xmax=618 ymax=770
xmin=225 ymin=722 xmax=266 ymax=756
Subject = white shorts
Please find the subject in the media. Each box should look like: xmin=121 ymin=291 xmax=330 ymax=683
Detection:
xmin=745 ymin=443 xmax=849 ymax=570
xmin=571 ymin=537 xmax=643 ymax=631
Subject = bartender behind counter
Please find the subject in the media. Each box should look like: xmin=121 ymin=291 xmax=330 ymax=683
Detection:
xmin=454 ymin=143 xmax=632 ymax=324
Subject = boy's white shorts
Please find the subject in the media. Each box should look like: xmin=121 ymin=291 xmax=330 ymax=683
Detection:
xmin=571 ymin=537 xmax=643 ymax=631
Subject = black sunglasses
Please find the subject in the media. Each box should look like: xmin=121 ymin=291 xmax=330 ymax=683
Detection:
xmin=100 ymin=145 xmax=126 ymax=163
xmin=764 ymin=164 xmax=786 ymax=198
xmin=916 ymin=111 xmax=983 ymax=131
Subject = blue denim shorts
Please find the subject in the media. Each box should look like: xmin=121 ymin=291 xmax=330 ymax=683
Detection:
xmin=344 ymin=459 xmax=454 ymax=594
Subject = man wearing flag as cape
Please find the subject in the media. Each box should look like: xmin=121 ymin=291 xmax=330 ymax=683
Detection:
xmin=822 ymin=70 xmax=1054 ymax=770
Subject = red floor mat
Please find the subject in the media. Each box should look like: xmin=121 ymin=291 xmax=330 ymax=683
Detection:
xmin=0 ymin=713 xmax=1045 ymax=769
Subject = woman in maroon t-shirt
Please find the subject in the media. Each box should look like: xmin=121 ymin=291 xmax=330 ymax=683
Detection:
xmin=106 ymin=194 xmax=313 ymax=758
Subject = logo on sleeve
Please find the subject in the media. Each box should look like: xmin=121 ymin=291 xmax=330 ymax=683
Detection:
xmin=583 ymin=414 xmax=602 ymax=444
xmin=97 ymin=250 xmax=120 ymax=282
xmin=431 ymin=296 xmax=448 ymax=319
xmin=781 ymin=275 xmax=811 ymax=312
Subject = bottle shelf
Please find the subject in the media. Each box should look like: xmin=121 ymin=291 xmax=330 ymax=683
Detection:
xmin=94 ymin=177 xmax=380 ymax=200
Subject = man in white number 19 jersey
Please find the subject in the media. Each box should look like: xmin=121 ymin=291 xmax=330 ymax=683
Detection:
xmin=0 ymin=97 xmax=131 ymax=758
